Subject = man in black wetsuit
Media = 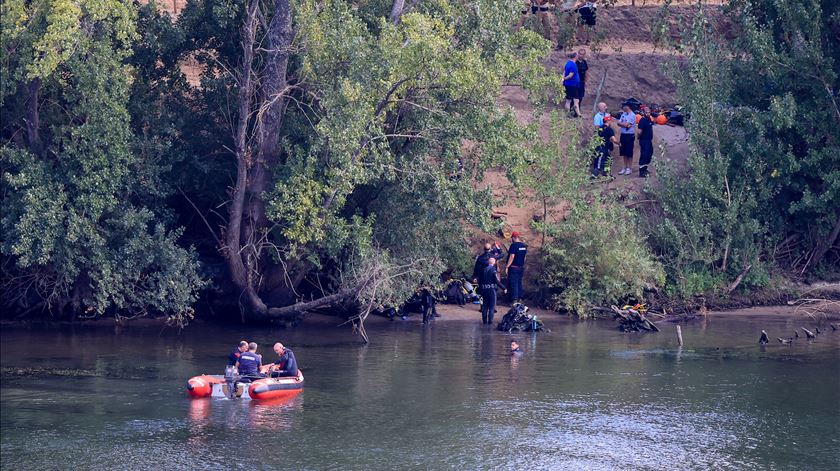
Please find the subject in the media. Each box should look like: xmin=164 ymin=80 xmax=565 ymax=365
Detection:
xmin=472 ymin=243 xmax=493 ymax=283
xmin=227 ymin=340 xmax=249 ymax=366
xmin=262 ymin=342 xmax=299 ymax=378
xmin=480 ymin=257 xmax=506 ymax=325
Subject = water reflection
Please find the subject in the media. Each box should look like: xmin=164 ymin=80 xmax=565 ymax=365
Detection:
xmin=1 ymin=315 xmax=838 ymax=470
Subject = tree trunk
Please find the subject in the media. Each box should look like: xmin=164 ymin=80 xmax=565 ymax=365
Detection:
xmin=261 ymin=288 xmax=358 ymax=320
xmin=225 ymin=0 xmax=268 ymax=315
xmin=240 ymin=0 xmax=294 ymax=300
xmin=26 ymin=78 xmax=43 ymax=156
xmin=389 ymin=0 xmax=406 ymax=24
xmin=225 ymin=0 xmax=302 ymax=318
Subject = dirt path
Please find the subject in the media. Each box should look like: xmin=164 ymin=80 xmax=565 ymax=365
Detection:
xmin=478 ymin=3 xmax=706 ymax=259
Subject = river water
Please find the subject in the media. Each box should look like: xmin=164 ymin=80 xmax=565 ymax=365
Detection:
xmin=1 ymin=313 xmax=839 ymax=470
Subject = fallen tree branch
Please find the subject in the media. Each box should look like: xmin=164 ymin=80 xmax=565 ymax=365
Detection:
xmin=725 ymin=264 xmax=752 ymax=294
xmin=263 ymin=288 xmax=357 ymax=320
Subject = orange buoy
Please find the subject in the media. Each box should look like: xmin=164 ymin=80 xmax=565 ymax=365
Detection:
xmin=635 ymin=114 xmax=642 ymax=124
xmin=655 ymin=115 xmax=668 ymax=125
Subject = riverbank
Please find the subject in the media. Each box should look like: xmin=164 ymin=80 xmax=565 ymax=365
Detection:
xmin=299 ymin=299 xmax=840 ymax=330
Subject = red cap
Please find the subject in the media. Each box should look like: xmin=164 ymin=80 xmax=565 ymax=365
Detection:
xmin=511 ymin=231 xmax=521 ymax=238
xmin=603 ymin=115 xmax=613 ymax=123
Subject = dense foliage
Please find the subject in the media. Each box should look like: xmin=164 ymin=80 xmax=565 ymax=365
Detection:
xmin=2 ymin=0 xmax=837 ymax=322
xmin=1 ymin=0 xmax=203 ymax=322
xmin=648 ymin=0 xmax=840 ymax=298
xmin=510 ymin=115 xmax=664 ymax=316
xmin=2 ymin=0 xmax=564 ymax=320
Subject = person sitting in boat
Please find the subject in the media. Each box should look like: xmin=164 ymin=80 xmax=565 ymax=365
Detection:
xmin=261 ymin=342 xmax=299 ymax=378
xmin=235 ymin=342 xmax=265 ymax=381
xmin=227 ymin=340 xmax=249 ymax=366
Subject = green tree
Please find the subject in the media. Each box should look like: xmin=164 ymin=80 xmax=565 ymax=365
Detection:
xmin=508 ymin=114 xmax=664 ymax=315
xmin=1 ymin=0 xmax=203 ymax=322
xmin=176 ymin=0 xmax=562 ymax=321
xmin=649 ymin=0 xmax=840 ymax=297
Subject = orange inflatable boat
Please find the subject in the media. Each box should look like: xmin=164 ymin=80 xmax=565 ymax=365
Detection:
xmin=186 ymin=369 xmax=304 ymax=400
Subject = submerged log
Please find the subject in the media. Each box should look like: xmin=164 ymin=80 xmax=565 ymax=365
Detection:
xmin=610 ymin=305 xmax=659 ymax=333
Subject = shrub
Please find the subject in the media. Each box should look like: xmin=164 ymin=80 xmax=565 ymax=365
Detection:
xmin=538 ymin=200 xmax=665 ymax=317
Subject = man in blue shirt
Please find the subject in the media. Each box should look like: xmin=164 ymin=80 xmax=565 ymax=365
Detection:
xmin=593 ymin=102 xmax=608 ymax=128
xmin=235 ymin=342 xmax=265 ymax=381
xmin=505 ymin=231 xmax=528 ymax=303
xmin=617 ymin=102 xmax=637 ymax=175
xmin=563 ymin=52 xmax=581 ymax=118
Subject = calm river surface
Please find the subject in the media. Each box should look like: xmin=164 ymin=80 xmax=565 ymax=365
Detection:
xmin=2 ymin=313 xmax=839 ymax=470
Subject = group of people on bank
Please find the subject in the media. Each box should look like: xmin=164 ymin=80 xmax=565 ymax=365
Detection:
xmin=560 ymin=50 xmax=656 ymax=179
xmin=592 ymin=101 xmax=655 ymax=178
xmin=228 ymin=341 xmax=298 ymax=380
xmin=471 ymin=232 xmax=528 ymax=325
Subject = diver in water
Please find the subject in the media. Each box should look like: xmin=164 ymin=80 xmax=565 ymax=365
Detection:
xmin=228 ymin=340 xmax=249 ymax=366
xmin=262 ymin=342 xmax=299 ymax=378
xmin=511 ymin=341 xmax=523 ymax=355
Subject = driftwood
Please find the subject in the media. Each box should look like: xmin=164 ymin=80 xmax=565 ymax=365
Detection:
xmin=611 ymin=305 xmax=659 ymax=332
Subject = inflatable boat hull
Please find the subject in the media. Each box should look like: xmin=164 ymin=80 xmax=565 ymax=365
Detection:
xmin=248 ymin=372 xmax=305 ymax=400
xmin=186 ymin=370 xmax=304 ymax=400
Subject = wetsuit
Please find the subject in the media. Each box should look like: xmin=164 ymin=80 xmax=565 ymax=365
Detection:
xmin=271 ymin=348 xmax=299 ymax=378
xmin=480 ymin=264 xmax=503 ymax=325
xmin=472 ymin=251 xmax=491 ymax=282
xmin=237 ymin=351 xmax=264 ymax=381
xmin=507 ymin=241 xmax=528 ymax=302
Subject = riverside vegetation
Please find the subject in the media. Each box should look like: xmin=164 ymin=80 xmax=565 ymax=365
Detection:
xmin=1 ymin=0 xmax=838 ymax=325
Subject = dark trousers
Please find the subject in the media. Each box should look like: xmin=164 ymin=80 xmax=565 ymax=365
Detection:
xmin=508 ymin=267 xmax=524 ymax=301
xmin=639 ymin=139 xmax=653 ymax=176
xmin=592 ymin=149 xmax=610 ymax=176
xmin=578 ymin=83 xmax=585 ymax=104
xmin=480 ymin=288 xmax=497 ymax=324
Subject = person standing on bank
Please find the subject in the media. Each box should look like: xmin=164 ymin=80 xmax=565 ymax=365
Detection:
xmin=505 ymin=232 xmax=528 ymax=303
xmin=593 ymin=115 xmax=618 ymax=177
xmin=637 ymin=106 xmax=654 ymax=178
xmin=576 ymin=49 xmax=589 ymax=107
xmin=480 ymin=257 xmax=506 ymax=325
xmin=563 ymin=52 xmax=582 ymax=118
xmin=593 ymin=101 xmax=608 ymax=128
xmin=617 ymin=102 xmax=637 ymax=175
xmin=472 ymin=242 xmax=493 ymax=283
